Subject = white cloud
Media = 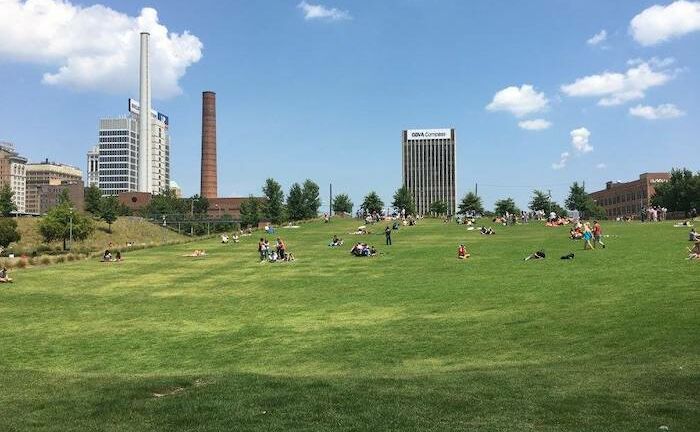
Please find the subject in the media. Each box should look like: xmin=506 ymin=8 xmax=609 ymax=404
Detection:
xmin=298 ymin=1 xmax=351 ymax=21
xmin=587 ymin=29 xmax=608 ymax=45
xmin=552 ymin=152 xmax=570 ymax=170
xmin=630 ymin=0 xmax=700 ymax=46
xmin=518 ymin=119 xmax=552 ymax=130
xmin=560 ymin=60 xmax=673 ymax=106
xmin=571 ymin=127 xmax=593 ymax=153
xmin=629 ymin=103 xmax=686 ymax=119
xmin=596 ymin=163 xmax=607 ymax=169
xmin=0 ymin=0 xmax=202 ymax=99
xmin=486 ymin=85 xmax=549 ymax=117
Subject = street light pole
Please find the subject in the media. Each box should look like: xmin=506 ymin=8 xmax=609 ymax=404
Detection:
xmin=68 ymin=207 xmax=74 ymax=251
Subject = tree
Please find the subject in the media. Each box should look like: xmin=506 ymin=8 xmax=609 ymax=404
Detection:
xmin=361 ymin=191 xmax=384 ymax=214
xmin=189 ymin=194 xmax=210 ymax=216
xmin=301 ymin=179 xmax=321 ymax=219
xmin=566 ymin=182 xmax=606 ymax=219
xmin=84 ymin=185 xmax=103 ymax=216
xmin=0 ymin=184 xmax=16 ymax=217
xmin=240 ymin=196 xmax=262 ymax=228
xmin=651 ymin=168 xmax=700 ymax=215
xmin=286 ymin=183 xmax=305 ymax=221
xmin=262 ymin=178 xmax=285 ymax=224
xmin=332 ymin=193 xmax=353 ymax=214
xmin=529 ymin=190 xmax=554 ymax=213
xmin=494 ymin=198 xmax=519 ymax=216
xmin=429 ymin=200 xmax=448 ymax=215
xmin=391 ymin=186 xmax=416 ymax=215
xmin=100 ymin=196 xmax=119 ymax=233
xmin=39 ymin=204 xmax=94 ymax=250
xmin=0 ymin=218 xmax=21 ymax=252
xmin=458 ymin=192 xmax=484 ymax=215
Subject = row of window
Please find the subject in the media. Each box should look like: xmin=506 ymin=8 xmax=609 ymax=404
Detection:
xmin=596 ymin=189 xmax=647 ymax=207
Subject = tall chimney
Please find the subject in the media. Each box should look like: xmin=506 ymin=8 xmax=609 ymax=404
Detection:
xmin=137 ymin=32 xmax=152 ymax=193
xmin=201 ymin=91 xmax=218 ymax=198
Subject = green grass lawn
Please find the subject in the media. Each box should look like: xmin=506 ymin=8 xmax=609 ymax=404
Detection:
xmin=1 ymin=218 xmax=698 ymax=431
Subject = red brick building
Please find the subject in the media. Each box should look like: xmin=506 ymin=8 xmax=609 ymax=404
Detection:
xmin=589 ymin=172 xmax=670 ymax=218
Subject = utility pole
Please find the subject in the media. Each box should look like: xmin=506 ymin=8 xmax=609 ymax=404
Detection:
xmin=329 ymin=183 xmax=333 ymax=217
xmin=475 ymin=183 xmax=478 ymax=196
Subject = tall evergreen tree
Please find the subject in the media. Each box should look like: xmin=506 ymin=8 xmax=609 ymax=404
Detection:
xmin=332 ymin=193 xmax=353 ymax=214
xmin=262 ymin=178 xmax=285 ymax=224
xmin=0 ymin=184 xmax=17 ymax=217
xmin=286 ymin=183 xmax=305 ymax=221
xmin=301 ymin=179 xmax=321 ymax=219
xmin=391 ymin=186 xmax=416 ymax=215
xmin=458 ymin=192 xmax=484 ymax=215
xmin=84 ymin=184 xmax=102 ymax=216
xmin=529 ymin=190 xmax=554 ymax=213
xmin=361 ymin=191 xmax=384 ymax=214
xmin=494 ymin=198 xmax=519 ymax=216
xmin=240 ymin=196 xmax=262 ymax=228
xmin=429 ymin=200 xmax=448 ymax=215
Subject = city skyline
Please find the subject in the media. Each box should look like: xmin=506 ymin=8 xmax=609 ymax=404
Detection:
xmin=0 ymin=0 xmax=699 ymax=210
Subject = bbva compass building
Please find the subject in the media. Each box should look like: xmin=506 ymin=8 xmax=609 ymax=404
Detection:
xmin=402 ymin=128 xmax=456 ymax=215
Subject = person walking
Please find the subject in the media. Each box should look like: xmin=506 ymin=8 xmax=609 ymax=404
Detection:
xmin=593 ymin=220 xmax=606 ymax=249
xmin=582 ymin=223 xmax=594 ymax=250
xmin=385 ymin=226 xmax=392 ymax=246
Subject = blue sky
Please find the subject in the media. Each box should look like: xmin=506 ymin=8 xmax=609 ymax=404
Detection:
xmin=0 ymin=0 xmax=698 ymax=210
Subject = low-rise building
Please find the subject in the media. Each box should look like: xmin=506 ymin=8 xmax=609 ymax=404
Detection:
xmin=589 ymin=172 xmax=670 ymax=218
xmin=26 ymin=160 xmax=83 ymax=214
xmin=36 ymin=181 xmax=85 ymax=214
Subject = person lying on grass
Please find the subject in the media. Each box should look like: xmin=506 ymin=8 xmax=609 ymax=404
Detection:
xmin=688 ymin=241 xmax=700 ymax=260
xmin=524 ymin=250 xmax=546 ymax=260
xmin=480 ymin=226 xmax=495 ymax=235
xmin=457 ymin=244 xmax=470 ymax=259
xmin=689 ymin=229 xmax=699 ymax=242
xmin=183 ymin=249 xmax=207 ymax=257
xmin=0 ymin=267 xmax=13 ymax=283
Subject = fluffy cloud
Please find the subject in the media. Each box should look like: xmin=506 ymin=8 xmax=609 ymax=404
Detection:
xmin=298 ymin=1 xmax=351 ymax=21
xmin=587 ymin=30 xmax=608 ymax=45
xmin=552 ymin=152 xmax=570 ymax=170
xmin=630 ymin=0 xmax=700 ymax=46
xmin=0 ymin=0 xmax=203 ymax=98
xmin=486 ymin=85 xmax=549 ymax=117
xmin=518 ymin=119 xmax=552 ymax=131
xmin=629 ymin=103 xmax=686 ymax=119
xmin=571 ymin=127 xmax=593 ymax=153
xmin=560 ymin=60 xmax=673 ymax=106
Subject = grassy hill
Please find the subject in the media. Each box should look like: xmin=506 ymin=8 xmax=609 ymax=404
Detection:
xmin=0 ymin=218 xmax=698 ymax=431
xmin=10 ymin=216 xmax=190 ymax=255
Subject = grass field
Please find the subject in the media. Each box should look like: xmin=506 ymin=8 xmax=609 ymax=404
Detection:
xmin=1 ymin=218 xmax=698 ymax=431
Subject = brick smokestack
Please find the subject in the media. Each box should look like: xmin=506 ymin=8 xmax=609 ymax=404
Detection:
xmin=201 ymin=91 xmax=217 ymax=198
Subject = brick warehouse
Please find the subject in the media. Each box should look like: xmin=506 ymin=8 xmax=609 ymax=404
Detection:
xmin=589 ymin=172 xmax=670 ymax=218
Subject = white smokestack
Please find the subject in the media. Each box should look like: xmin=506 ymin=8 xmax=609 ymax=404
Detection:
xmin=138 ymin=32 xmax=151 ymax=193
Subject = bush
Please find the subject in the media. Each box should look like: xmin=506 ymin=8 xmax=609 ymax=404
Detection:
xmin=66 ymin=254 xmax=75 ymax=262
xmin=40 ymin=256 xmax=51 ymax=265
xmin=54 ymin=256 xmax=65 ymax=264
xmin=16 ymin=259 xmax=28 ymax=268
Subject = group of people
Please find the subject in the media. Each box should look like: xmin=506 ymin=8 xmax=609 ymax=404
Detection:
xmin=569 ymin=221 xmax=605 ymax=250
xmin=642 ymin=206 xmax=668 ymax=222
xmin=688 ymin=240 xmax=700 ymax=260
xmin=258 ymin=237 xmax=294 ymax=262
xmin=221 ymin=234 xmax=240 ymax=244
xmin=102 ymin=250 xmax=122 ymax=262
xmin=351 ymin=243 xmax=377 ymax=257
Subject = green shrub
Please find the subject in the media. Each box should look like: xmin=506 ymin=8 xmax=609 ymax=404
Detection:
xmin=40 ymin=256 xmax=51 ymax=265
xmin=16 ymin=259 xmax=28 ymax=268
xmin=54 ymin=256 xmax=65 ymax=264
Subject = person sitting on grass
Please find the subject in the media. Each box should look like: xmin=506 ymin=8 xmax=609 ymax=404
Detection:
xmin=284 ymin=252 xmax=296 ymax=262
xmin=329 ymin=235 xmax=343 ymax=247
xmin=0 ymin=267 xmax=13 ymax=283
xmin=457 ymin=244 xmax=470 ymax=259
xmin=231 ymin=234 xmax=240 ymax=243
xmin=524 ymin=250 xmax=546 ymax=260
xmin=688 ymin=240 xmax=700 ymax=260
xmin=570 ymin=227 xmax=583 ymax=240
xmin=689 ymin=228 xmax=699 ymax=242
xmin=221 ymin=234 xmax=229 ymax=244
xmin=115 ymin=251 xmax=122 ymax=262
xmin=351 ymin=243 xmax=376 ymax=257
xmin=268 ymin=250 xmax=278 ymax=262
xmin=102 ymin=250 xmax=113 ymax=262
